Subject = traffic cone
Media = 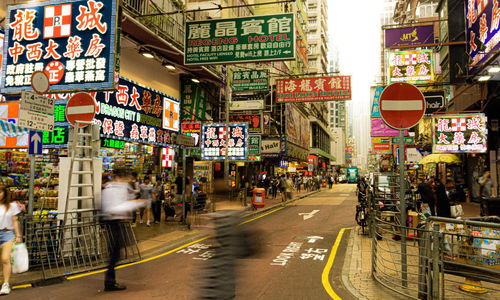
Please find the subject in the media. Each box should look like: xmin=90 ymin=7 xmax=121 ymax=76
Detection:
xmin=459 ymin=278 xmax=488 ymax=294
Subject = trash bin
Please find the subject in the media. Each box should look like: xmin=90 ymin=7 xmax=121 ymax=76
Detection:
xmin=252 ymin=188 xmax=265 ymax=207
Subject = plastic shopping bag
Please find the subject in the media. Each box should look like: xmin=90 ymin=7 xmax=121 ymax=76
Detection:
xmin=11 ymin=243 xmax=29 ymax=274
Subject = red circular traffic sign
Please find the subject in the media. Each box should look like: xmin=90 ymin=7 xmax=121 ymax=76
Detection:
xmin=66 ymin=93 xmax=96 ymax=127
xmin=379 ymin=83 xmax=425 ymax=129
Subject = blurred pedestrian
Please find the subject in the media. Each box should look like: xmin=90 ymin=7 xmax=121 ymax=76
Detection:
xmin=0 ymin=185 xmax=22 ymax=295
xmin=434 ymin=179 xmax=451 ymax=218
xmin=479 ymin=170 xmax=495 ymax=198
xmin=139 ymin=175 xmax=154 ymax=226
xmin=128 ymin=172 xmax=140 ymax=226
xmin=417 ymin=178 xmax=435 ymax=216
xmin=152 ymin=175 xmax=164 ymax=224
xmin=101 ymin=169 xmax=145 ymax=291
xmin=328 ymin=176 xmax=333 ymax=189
xmin=296 ymin=176 xmax=302 ymax=192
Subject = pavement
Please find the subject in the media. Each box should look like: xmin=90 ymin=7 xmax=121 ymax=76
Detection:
xmin=7 ymin=186 xmax=324 ymax=288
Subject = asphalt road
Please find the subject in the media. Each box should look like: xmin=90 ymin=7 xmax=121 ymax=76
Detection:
xmin=14 ymin=184 xmax=358 ymax=300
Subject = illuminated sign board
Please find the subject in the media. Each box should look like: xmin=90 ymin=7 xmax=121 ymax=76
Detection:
xmin=276 ymin=76 xmax=351 ymax=103
xmin=201 ymin=123 xmax=248 ymax=160
xmin=384 ymin=25 xmax=434 ymax=48
xmin=231 ymin=69 xmax=269 ymax=92
xmin=387 ymin=49 xmax=434 ymax=84
xmin=466 ymin=1 xmax=500 ymax=69
xmin=1 ymin=0 xmax=118 ymax=93
xmin=229 ymin=114 xmax=262 ymax=133
xmin=94 ymin=77 xmax=180 ymax=147
xmin=101 ymin=138 xmax=125 ymax=149
xmin=185 ymin=13 xmax=295 ymax=65
xmin=432 ymin=114 xmax=487 ymax=153
xmin=248 ymin=135 xmax=261 ymax=156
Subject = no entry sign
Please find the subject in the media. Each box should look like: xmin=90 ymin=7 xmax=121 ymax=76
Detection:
xmin=379 ymin=83 xmax=425 ymax=130
xmin=65 ymin=93 xmax=96 ymax=127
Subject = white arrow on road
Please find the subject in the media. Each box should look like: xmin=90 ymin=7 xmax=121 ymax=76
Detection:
xmin=298 ymin=210 xmax=320 ymax=220
xmin=31 ymin=132 xmax=41 ymax=154
xmin=306 ymin=236 xmax=324 ymax=243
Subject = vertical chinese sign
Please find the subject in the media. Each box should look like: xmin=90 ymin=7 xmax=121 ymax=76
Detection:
xmin=248 ymin=135 xmax=261 ymax=157
xmin=231 ymin=69 xmax=269 ymax=92
xmin=387 ymin=49 xmax=434 ymax=84
xmin=466 ymin=0 xmax=500 ymax=69
xmin=180 ymin=79 xmax=206 ymax=121
xmin=93 ymin=76 xmax=180 ymax=147
xmin=201 ymin=123 xmax=248 ymax=160
xmin=181 ymin=122 xmax=201 ymax=157
xmin=276 ymin=76 xmax=351 ymax=103
xmin=185 ymin=13 xmax=295 ymax=65
xmin=1 ymin=0 xmax=119 ymax=93
xmin=432 ymin=114 xmax=487 ymax=153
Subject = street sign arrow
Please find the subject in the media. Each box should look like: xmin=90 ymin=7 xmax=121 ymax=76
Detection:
xmin=29 ymin=131 xmax=43 ymax=155
xmin=298 ymin=210 xmax=320 ymax=220
xmin=306 ymin=236 xmax=324 ymax=243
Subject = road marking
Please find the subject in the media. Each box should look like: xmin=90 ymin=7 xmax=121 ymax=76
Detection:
xmin=322 ymin=227 xmax=352 ymax=300
xmin=12 ymin=284 xmax=32 ymax=290
xmin=298 ymin=209 xmax=320 ymax=220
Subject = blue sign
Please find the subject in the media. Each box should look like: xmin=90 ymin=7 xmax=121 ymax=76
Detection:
xmin=1 ymin=0 xmax=118 ymax=93
xmin=371 ymin=86 xmax=383 ymax=118
xmin=29 ymin=130 xmax=43 ymax=154
xmin=201 ymin=123 xmax=248 ymax=160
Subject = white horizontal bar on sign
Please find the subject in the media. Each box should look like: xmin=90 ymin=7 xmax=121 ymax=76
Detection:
xmin=67 ymin=105 xmax=95 ymax=114
xmin=381 ymin=100 xmax=423 ymax=111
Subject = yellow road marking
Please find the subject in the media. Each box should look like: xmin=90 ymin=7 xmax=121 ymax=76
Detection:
xmin=12 ymin=284 xmax=32 ymax=290
xmin=67 ymin=207 xmax=284 ymax=281
xmin=322 ymin=227 xmax=352 ymax=299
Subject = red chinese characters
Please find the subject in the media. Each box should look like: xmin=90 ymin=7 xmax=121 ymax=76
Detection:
xmin=130 ymin=124 xmax=140 ymax=140
xmin=142 ymin=91 xmax=152 ymax=114
xmin=44 ymin=39 xmax=62 ymax=60
xmin=76 ymin=1 xmax=107 ymax=34
xmin=64 ymin=36 xmax=84 ymax=59
xmin=129 ymin=87 xmax=141 ymax=110
xmin=8 ymin=42 xmax=25 ymax=64
xmin=116 ymin=85 xmax=129 ymax=106
xmin=85 ymin=33 xmax=105 ymax=57
xmin=114 ymin=120 xmax=125 ymax=137
xmin=102 ymin=118 xmax=113 ymax=134
xmin=26 ymin=42 xmax=43 ymax=61
xmin=9 ymin=9 xmax=40 ymax=42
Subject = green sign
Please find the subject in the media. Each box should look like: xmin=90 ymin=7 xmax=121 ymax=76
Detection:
xmin=42 ymin=127 xmax=67 ymax=145
xmin=231 ymin=69 xmax=269 ymax=92
xmin=391 ymin=137 xmax=414 ymax=144
xmin=248 ymin=135 xmax=261 ymax=156
xmin=181 ymin=80 xmax=207 ymax=121
xmin=184 ymin=13 xmax=295 ymax=65
xmin=101 ymin=138 xmax=125 ymax=150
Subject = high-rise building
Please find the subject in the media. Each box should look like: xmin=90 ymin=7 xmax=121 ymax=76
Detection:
xmin=306 ymin=0 xmax=329 ymax=74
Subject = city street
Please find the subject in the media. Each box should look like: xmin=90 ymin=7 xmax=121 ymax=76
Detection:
xmin=14 ymin=185 xmax=358 ymax=300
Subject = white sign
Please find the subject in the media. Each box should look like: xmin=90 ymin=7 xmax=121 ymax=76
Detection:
xmin=261 ymin=139 xmax=281 ymax=154
xmin=176 ymin=134 xmax=196 ymax=147
xmin=406 ymin=147 xmax=423 ymax=162
xmin=230 ymin=100 xmax=265 ymax=111
xmin=21 ymin=91 xmax=55 ymax=114
xmin=298 ymin=209 xmax=320 ymax=220
xmin=18 ymin=109 xmax=54 ymax=132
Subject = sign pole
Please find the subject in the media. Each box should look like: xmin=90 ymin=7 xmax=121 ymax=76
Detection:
xmin=224 ymin=69 xmax=231 ymax=181
xmin=399 ymin=129 xmax=407 ymax=288
xmin=182 ymin=147 xmax=186 ymax=225
xmin=28 ymin=154 xmax=36 ymax=217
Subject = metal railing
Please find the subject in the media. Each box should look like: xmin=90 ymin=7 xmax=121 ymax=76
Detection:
xmin=20 ymin=212 xmax=140 ymax=280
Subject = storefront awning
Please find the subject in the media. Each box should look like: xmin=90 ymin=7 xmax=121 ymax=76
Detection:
xmin=0 ymin=120 xmax=29 ymax=137
xmin=310 ymin=148 xmax=335 ymax=161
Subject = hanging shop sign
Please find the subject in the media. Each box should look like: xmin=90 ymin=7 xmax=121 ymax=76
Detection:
xmin=180 ymin=79 xmax=207 ymax=121
xmin=231 ymin=69 xmax=269 ymax=92
xmin=371 ymin=118 xmax=407 ymax=137
xmin=391 ymin=136 xmax=414 ymax=144
xmin=371 ymin=86 xmax=383 ymax=118
xmin=101 ymin=138 xmax=125 ymax=150
xmin=372 ymin=137 xmax=391 ymax=154
xmin=387 ymin=49 xmax=434 ymax=84
xmin=308 ymin=154 xmax=318 ymax=166
xmin=279 ymin=159 xmax=289 ymax=168
xmin=424 ymin=91 xmax=444 ymax=114
xmin=42 ymin=99 xmax=69 ymax=148
xmin=285 ymin=103 xmax=310 ymax=149
xmin=276 ymin=76 xmax=351 ymax=103
xmin=466 ymin=1 xmax=500 ymax=69
xmin=384 ymin=25 xmax=434 ymax=48
xmin=181 ymin=122 xmax=201 ymax=157
xmin=248 ymin=135 xmax=261 ymax=156
xmin=185 ymin=13 xmax=295 ymax=65
xmin=230 ymin=97 xmax=264 ymax=110
xmin=93 ymin=76 xmax=180 ymax=147
xmin=261 ymin=138 xmax=280 ymax=154
xmin=0 ymin=101 xmax=28 ymax=148
xmin=229 ymin=113 xmax=262 ymax=133
xmin=432 ymin=113 xmax=488 ymax=153
xmin=201 ymin=123 xmax=248 ymax=160
xmin=161 ymin=147 xmax=174 ymax=168
xmin=287 ymin=143 xmax=308 ymax=161
xmin=1 ymin=0 xmax=119 ymax=93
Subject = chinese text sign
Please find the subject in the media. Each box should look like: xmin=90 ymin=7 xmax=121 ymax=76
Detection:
xmin=1 ymin=0 xmax=118 ymax=93
xmin=201 ymin=123 xmax=248 ymax=160
xmin=185 ymin=13 xmax=295 ymax=65
xmin=433 ymin=114 xmax=487 ymax=153
xmin=276 ymin=76 xmax=351 ymax=103
xmin=231 ymin=69 xmax=269 ymax=92
xmin=387 ymin=49 xmax=434 ymax=84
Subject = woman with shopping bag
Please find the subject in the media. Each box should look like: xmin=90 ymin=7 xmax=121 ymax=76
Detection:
xmin=0 ymin=185 xmax=23 ymax=295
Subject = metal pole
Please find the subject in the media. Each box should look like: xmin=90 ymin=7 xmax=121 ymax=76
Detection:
xmin=28 ymin=154 xmax=35 ymax=217
xmin=432 ymin=223 xmax=440 ymax=299
xmin=399 ymin=130 xmax=407 ymax=288
xmin=224 ymin=67 xmax=231 ymax=182
xmin=182 ymin=148 xmax=186 ymax=225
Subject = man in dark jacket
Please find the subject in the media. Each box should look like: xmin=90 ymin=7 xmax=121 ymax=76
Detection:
xmin=417 ymin=178 xmax=435 ymax=216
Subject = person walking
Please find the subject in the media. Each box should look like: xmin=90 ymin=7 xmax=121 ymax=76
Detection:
xmin=434 ymin=178 xmax=451 ymax=218
xmin=101 ymin=169 xmax=145 ymax=291
xmin=127 ymin=172 xmax=140 ymax=226
xmin=328 ymin=176 xmax=333 ymax=189
xmin=271 ymin=176 xmax=279 ymax=199
xmin=296 ymin=176 xmax=302 ymax=193
xmin=279 ymin=174 xmax=288 ymax=204
xmin=417 ymin=178 xmax=436 ymax=216
xmin=152 ymin=175 xmax=164 ymax=224
xmin=0 ymin=185 xmax=22 ymax=295
xmin=139 ymin=175 xmax=154 ymax=226
xmin=479 ymin=170 xmax=495 ymax=199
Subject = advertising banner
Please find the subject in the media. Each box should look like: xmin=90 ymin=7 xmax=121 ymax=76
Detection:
xmin=180 ymin=80 xmax=207 ymax=121
xmin=371 ymin=118 xmax=407 ymax=137
xmin=201 ymin=123 xmax=248 ymax=160
xmin=248 ymin=135 xmax=261 ymax=156
xmin=185 ymin=13 xmax=295 ymax=65
xmin=276 ymin=76 xmax=351 ymax=103
xmin=229 ymin=99 xmax=264 ymax=110
xmin=261 ymin=139 xmax=280 ymax=154
xmin=181 ymin=122 xmax=201 ymax=157
xmin=0 ymin=102 xmax=28 ymax=148
xmin=285 ymin=103 xmax=310 ymax=149
xmin=466 ymin=1 xmax=500 ymax=69
xmin=1 ymin=0 xmax=119 ymax=93
xmin=424 ymin=91 xmax=445 ymax=114
xmin=231 ymin=69 xmax=269 ymax=92
xmin=387 ymin=49 xmax=434 ymax=84
xmin=94 ymin=77 xmax=180 ymax=147
xmin=371 ymin=86 xmax=383 ymax=118
xmin=432 ymin=114 xmax=488 ymax=153
xmin=372 ymin=137 xmax=391 ymax=154
xmin=384 ymin=25 xmax=434 ymax=48
xmin=229 ymin=113 xmax=262 ymax=133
